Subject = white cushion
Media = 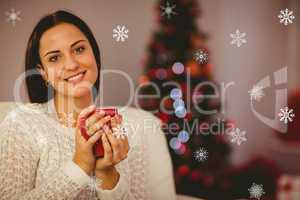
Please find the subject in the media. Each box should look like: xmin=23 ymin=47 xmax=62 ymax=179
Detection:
xmin=0 ymin=102 xmax=16 ymax=121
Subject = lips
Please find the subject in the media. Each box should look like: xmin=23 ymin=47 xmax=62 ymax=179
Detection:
xmin=64 ymin=71 xmax=86 ymax=84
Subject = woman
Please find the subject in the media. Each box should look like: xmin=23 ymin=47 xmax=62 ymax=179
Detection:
xmin=0 ymin=10 xmax=175 ymax=199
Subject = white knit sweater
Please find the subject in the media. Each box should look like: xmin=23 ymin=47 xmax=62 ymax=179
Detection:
xmin=0 ymin=99 xmax=176 ymax=200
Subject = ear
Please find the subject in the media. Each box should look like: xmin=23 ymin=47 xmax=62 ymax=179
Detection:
xmin=37 ymin=64 xmax=48 ymax=81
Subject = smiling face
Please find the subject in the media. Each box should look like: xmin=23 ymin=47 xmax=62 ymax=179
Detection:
xmin=38 ymin=22 xmax=98 ymax=98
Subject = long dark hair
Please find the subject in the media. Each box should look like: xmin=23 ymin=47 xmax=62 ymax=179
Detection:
xmin=25 ymin=10 xmax=101 ymax=103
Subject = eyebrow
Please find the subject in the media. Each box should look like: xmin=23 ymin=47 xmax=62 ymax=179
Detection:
xmin=43 ymin=39 xmax=87 ymax=57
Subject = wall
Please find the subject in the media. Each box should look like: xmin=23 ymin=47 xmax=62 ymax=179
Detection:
xmin=0 ymin=0 xmax=298 ymax=164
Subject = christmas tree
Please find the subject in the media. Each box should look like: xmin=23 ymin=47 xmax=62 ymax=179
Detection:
xmin=138 ymin=0 xmax=232 ymax=198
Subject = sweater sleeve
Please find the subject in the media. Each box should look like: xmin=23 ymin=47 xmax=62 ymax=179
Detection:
xmin=94 ymin=147 xmax=138 ymax=200
xmin=0 ymin=111 xmax=91 ymax=200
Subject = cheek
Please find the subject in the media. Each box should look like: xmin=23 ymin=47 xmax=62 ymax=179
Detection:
xmin=84 ymin=53 xmax=98 ymax=70
xmin=48 ymin=73 xmax=65 ymax=93
xmin=46 ymin=68 xmax=66 ymax=94
xmin=47 ymin=69 xmax=61 ymax=83
xmin=81 ymin=54 xmax=98 ymax=80
xmin=85 ymin=66 xmax=98 ymax=87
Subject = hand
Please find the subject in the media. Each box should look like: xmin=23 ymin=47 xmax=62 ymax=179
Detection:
xmin=95 ymin=114 xmax=130 ymax=172
xmin=73 ymin=105 xmax=109 ymax=175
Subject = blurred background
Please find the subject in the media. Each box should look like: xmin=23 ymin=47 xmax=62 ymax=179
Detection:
xmin=0 ymin=0 xmax=299 ymax=199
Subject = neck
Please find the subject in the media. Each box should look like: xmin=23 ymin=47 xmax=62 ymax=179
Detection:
xmin=54 ymin=92 xmax=94 ymax=127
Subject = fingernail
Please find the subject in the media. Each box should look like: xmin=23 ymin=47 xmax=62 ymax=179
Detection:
xmin=99 ymin=110 xmax=105 ymax=115
xmin=89 ymin=105 xmax=95 ymax=109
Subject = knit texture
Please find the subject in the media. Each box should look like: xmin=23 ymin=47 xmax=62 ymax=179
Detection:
xmin=0 ymin=99 xmax=161 ymax=200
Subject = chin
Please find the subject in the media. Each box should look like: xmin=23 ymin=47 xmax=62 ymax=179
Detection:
xmin=54 ymin=80 xmax=94 ymax=98
xmin=71 ymin=86 xmax=91 ymax=98
xmin=71 ymin=85 xmax=92 ymax=98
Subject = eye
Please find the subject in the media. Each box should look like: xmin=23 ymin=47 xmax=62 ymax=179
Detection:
xmin=49 ymin=55 xmax=59 ymax=62
xmin=74 ymin=46 xmax=85 ymax=54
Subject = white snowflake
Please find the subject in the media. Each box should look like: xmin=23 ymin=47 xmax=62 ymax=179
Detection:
xmin=248 ymin=183 xmax=265 ymax=200
xmin=230 ymin=29 xmax=247 ymax=47
xmin=248 ymin=85 xmax=265 ymax=101
xmin=278 ymin=8 xmax=295 ymax=26
xmin=194 ymin=50 xmax=208 ymax=64
xmin=160 ymin=1 xmax=177 ymax=19
xmin=112 ymin=126 xmax=128 ymax=139
xmin=5 ymin=8 xmax=21 ymax=27
xmin=112 ymin=25 xmax=129 ymax=42
xmin=228 ymin=128 xmax=247 ymax=146
xmin=193 ymin=147 xmax=208 ymax=162
xmin=278 ymin=106 xmax=295 ymax=124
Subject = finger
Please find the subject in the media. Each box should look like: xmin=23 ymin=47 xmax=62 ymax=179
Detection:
xmin=86 ymin=110 xmax=105 ymax=128
xmin=102 ymin=133 xmax=113 ymax=162
xmin=111 ymin=116 xmax=118 ymax=128
xmin=78 ymin=105 xmax=96 ymax=119
xmin=87 ymin=129 xmax=103 ymax=146
xmin=116 ymin=136 xmax=129 ymax=159
xmin=77 ymin=105 xmax=96 ymax=126
xmin=88 ymin=115 xmax=111 ymax=135
xmin=112 ymin=135 xmax=129 ymax=160
xmin=103 ymin=124 xmax=112 ymax=135
xmin=116 ymin=114 xmax=123 ymax=124
xmin=75 ymin=128 xmax=87 ymax=142
xmin=122 ymin=137 xmax=130 ymax=154
xmin=105 ymin=129 xmax=123 ymax=163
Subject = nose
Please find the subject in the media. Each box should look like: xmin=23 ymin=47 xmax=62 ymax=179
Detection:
xmin=64 ymin=55 xmax=80 ymax=71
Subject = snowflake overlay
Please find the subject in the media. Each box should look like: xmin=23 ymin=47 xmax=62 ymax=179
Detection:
xmin=278 ymin=8 xmax=295 ymax=26
xmin=5 ymin=8 xmax=21 ymax=27
xmin=278 ymin=106 xmax=295 ymax=124
xmin=112 ymin=126 xmax=128 ymax=139
xmin=230 ymin=29 xmax=247 ymax=47
xmin=160 ymin=1 xmax=177 ymax=19
xmin=193 ymin=147 xmax=208 ymax=162
xmin=228 ymin=128 xmax=247 ymax=146
xmin=248 ymin=85 xmax=265 ymax=101
xmin=248 ymin=183 xmax=265 ymax=200
xmin=112 ymin=25 xmax=129 ymax=42
xmin=194 ymin=50 xmax=208 ymax=64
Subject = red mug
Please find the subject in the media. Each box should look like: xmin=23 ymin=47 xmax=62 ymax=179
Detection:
xmin=79 ymin=108 xmax=118 ymax=158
